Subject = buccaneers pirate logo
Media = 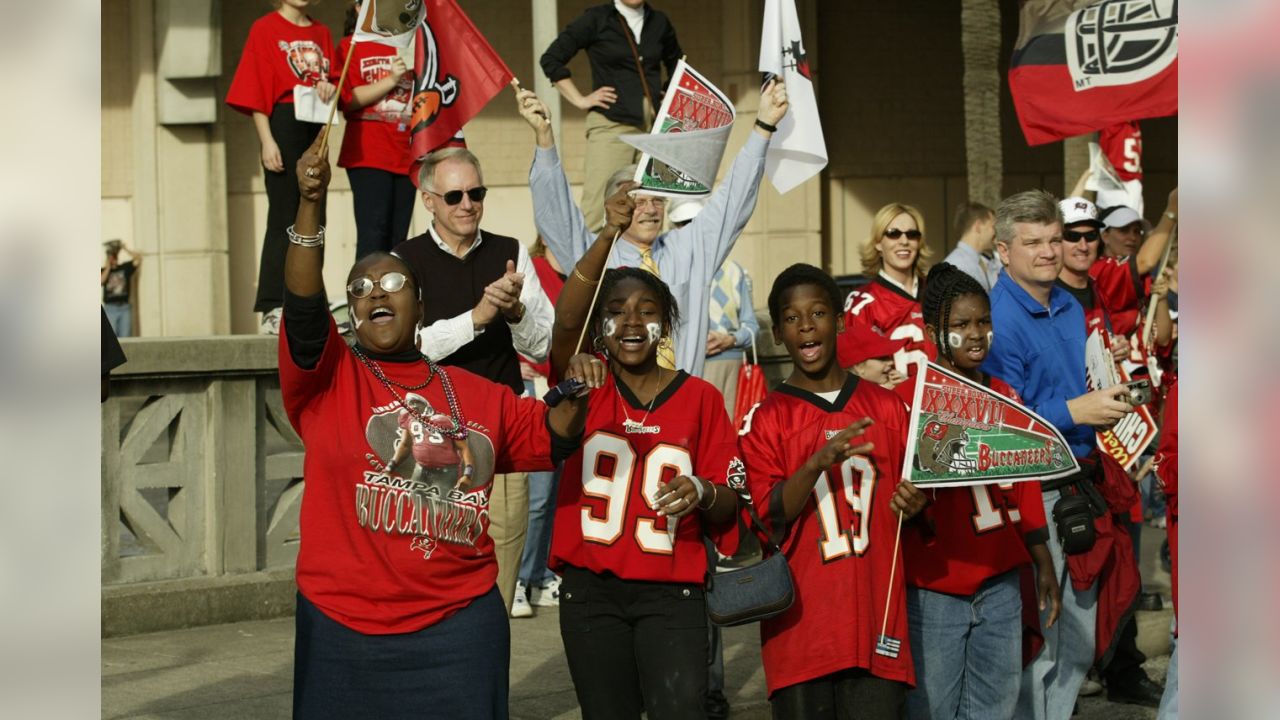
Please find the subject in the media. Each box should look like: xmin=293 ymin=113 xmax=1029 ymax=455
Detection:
xmin=915 ymin=421 xmax=978 ymax=475
xmin=410 ymin=16 xmax=459 ymax=137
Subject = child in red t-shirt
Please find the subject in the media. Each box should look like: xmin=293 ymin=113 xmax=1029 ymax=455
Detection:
xmin=337 ymin=6 xmax=416 ymax=258
xmin=903 ymin=262 xmax=1062 ymax=720
xmin=226 ymin=0 xmax=336 ymax=333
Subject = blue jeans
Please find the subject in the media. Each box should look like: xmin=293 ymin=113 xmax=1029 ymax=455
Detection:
xmin=1158 ymin=637 xmax=1178 ymax=719
xmin=906 ymin=570 xmax=1022 ymax=720
xmin=1016 ymin=489 xmax=1098 ymax=720
xmin=104 ymin=302 xmax=132 ymax=337
xmin=518 ymin=379 xmax=560 ymax=587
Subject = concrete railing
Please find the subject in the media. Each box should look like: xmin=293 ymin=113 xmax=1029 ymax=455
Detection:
xmin=101 ymin=335 xmax=302 ymax=636
xmin=100 ymin=321 xmax=793 ymax=637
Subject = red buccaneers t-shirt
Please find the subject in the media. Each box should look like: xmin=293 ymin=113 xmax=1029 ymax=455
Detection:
xmin=739 ymin=375 xmax=915 ymax=695
xmin=549 ymin=371 xmax=740 ymax=584
xmin=337 ymin=36 xmax=414 ymax=174
xmin=279 ymin=318 xmax=554 ymax=634
xmin=902 ymin=374 xmax=1049 ymax=596
xmin=397 ymin=411 xmax=462 ymax=468
xmin=226 ymin=11 xmax=335 ymax=116
xmin=841 ymin=274 xmax=938 ymax=379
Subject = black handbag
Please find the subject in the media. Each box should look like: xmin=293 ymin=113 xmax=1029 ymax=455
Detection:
xmin=704 ymin=499 xmax=794 ymax=627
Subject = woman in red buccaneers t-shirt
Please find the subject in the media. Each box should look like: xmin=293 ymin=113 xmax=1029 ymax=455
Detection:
xmin=337 ymin=4 xmax=416 ymax=258
xmin=282 ymin=137 xmax=601 ymax=719
xmin=226 ymin=0 xmax=336 ymax=334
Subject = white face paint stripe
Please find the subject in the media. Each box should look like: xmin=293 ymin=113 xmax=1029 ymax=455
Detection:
xmin=602 ymin=318 xmax=618 ymax=339
xmin=646 ymin=322 xmax=661 ymax=345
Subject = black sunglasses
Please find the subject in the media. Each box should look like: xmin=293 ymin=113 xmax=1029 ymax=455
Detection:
xmin=883 ymin=228 xmax=923 ymax=240
xmin=348 ymin=272 xmax=409 ymax=299
xmin=1063 ymin=229 xmax=1101 ymax=243
xmin=426 ymin=186 xmax=488 ymax=205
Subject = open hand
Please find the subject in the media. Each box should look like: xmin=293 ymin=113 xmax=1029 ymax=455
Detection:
xmin=805 ymin=418 xmax=875 ymax=473
xmin=579 ymin=85 xmax=617 ymax=110
xmin=654 ymin=475 xmax=708 ymax=519
xmin=262 ymin=139 xmax=284 ymax=173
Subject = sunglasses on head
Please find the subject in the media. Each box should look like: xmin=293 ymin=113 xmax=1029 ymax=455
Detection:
xmin=1063 ymin=229 xmax=1101 ymax=243
xmin=348 ymin=272 xmax=409 ymax=299
xmin=883 ymin=228 xmax=923 ymax=240
xmin=427 ymin=186 xmax=488 ymax=205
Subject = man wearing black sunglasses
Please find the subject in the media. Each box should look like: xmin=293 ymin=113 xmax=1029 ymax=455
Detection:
xmin=1055 ymin=197 xmax=1130 ymax=363
xmin=392 ymin=146 xmax=556 ymax=616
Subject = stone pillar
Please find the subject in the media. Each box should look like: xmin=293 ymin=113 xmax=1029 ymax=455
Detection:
xmin=1063 ymin=133 xmax=1095 ymax=200
xmin=530 ymin=0 xmax=562 ymax=148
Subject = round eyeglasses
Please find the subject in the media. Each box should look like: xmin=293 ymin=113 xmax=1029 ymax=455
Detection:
xmin=348 ymin=272 xmax=409 ymax=299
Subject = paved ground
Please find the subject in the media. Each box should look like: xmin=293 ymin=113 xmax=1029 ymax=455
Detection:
xmin=104 ymin=526 xmax=1173 ymax=719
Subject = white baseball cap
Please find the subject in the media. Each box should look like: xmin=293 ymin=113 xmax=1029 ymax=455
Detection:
xmin=1101 ymin=206 xmax=1152 ymax=231
xmin=667 ymin=198 xmax=706 ymax=225
xmin=1059 ymin=197 xmax=1104 ymax=228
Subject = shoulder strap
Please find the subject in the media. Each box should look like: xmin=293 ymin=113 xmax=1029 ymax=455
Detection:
xmin=617 ymin=13 xmax=656 ymax=113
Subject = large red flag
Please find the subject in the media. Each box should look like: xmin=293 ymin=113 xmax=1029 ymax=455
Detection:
xmin=409 ymin=0 xmax=513 ymax=174
xmin=1009 ymin=0 xmax=1178 ymax=146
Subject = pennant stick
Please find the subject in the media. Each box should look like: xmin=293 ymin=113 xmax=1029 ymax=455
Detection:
xmin=318 ymin=37 xmax=360 ymax=156
xmin=573 ymin=230 xmax=622 ymax=355
xmin=878 ymin=509 xmax=905 ymax=644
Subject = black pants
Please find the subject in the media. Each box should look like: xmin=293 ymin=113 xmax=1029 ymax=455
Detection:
xmin=257 ymin=105 xmax=325 ymax=312
xmin=559 ymin=565 xmax=709 ymax=720
xmin=771 ymin=668 xmax=906 ymax=720
xmin=347 ymin=166 xmax=416 ymax=259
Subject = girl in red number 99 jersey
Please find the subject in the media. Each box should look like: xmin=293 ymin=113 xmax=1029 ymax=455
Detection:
xmin=546 ymin=189 xmax=742 ymax=720
xmin=839 ymin=203 xmax=938 ymax=382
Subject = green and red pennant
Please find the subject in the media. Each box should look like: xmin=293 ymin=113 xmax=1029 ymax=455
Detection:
xmin=904 ymin=363 xmax=1079 ymax=488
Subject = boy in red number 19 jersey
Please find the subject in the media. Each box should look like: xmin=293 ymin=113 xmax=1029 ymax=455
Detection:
xmin=740 ymin=263 xmax=927 ymax=719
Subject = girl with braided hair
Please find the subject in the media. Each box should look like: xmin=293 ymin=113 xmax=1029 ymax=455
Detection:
xmin=546 ymin=183 xmax=743 ymax=719
xmin=900 ymin=262 xmax=1062 ymax=720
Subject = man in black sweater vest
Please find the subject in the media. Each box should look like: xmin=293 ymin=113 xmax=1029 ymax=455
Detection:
xmin=394 ymin=147 xmax=554 ymax=614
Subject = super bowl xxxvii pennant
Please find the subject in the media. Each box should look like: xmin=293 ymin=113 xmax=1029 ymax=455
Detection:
xmin=903 ymin=363 xmax=1080 ymax=488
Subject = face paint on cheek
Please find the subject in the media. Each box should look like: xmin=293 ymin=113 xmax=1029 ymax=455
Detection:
xmin=948 ymin=332 xmax=964 ymax=349
xmin=646 ymin=322 xmax=661 ymax=345
xmin=348 ymin=307 xmax=364 ymax=331
xmin=602 ymin=317 xmax=618 ymax=339
xmin=986 ymin=331 xmax=994 ymax=349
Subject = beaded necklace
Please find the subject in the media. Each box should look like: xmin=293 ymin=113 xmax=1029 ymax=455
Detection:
xmin=351 ymin=344 xmax=469 ymax=440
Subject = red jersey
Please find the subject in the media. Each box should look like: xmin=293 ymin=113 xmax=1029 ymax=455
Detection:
xmin=226 ymin=11 xmax=335 ymax=116
xmin=550 ymin=371 xmax=740 ymax=584
xmin=739 ymin=376 xmax=915 ymax=694
xmin=1088 ymin=256 xmax=1147 ymax=336
xmin=841 ymin=275 xmax=937 ymax=378
xmin=337 ymin=36 xmax=414 ymax=175
xmin=1099 ymin=121 xmax=1143 ymax=183
xmin=902 ymin=374 xmax=1049 ymax=596
xmin=279 ymin=318 xmax=554 ymax=635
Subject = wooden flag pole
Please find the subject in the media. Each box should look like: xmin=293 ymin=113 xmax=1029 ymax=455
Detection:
xmin=1142 ymin=223 xmax=1177 ymax=353
xmin=318 ymin=36 xmax=360 ymax=156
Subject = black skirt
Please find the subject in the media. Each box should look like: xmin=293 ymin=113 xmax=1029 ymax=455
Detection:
xmin=293 ymin=587 xmax=510 ymax=719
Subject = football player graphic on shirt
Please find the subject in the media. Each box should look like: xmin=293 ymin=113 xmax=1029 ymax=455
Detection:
xmin=388 ymin=393 xmax=477 ymax=492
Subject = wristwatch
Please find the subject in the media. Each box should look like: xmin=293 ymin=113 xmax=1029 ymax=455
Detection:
xmin=505 ymin=302 xmax=526 ymax=324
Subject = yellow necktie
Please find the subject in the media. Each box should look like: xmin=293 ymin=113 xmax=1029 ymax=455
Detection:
xmin=639 ymin=247 xmax=677 ymax=370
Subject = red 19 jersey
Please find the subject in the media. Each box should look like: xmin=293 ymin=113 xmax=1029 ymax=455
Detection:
xmin=842 ymin=276 xmax=937 ymax=377
xmin=550 ymin=371 xmax=740 ymax=584
xmin=738 ymin=376 xmax=915 ymax=695
xmin=902 ymin=374 xmax=1049 ymax=596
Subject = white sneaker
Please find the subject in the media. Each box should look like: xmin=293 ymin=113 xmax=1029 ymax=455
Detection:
xmin=510 ymin=582 xmax=533 ymax=618
xmin=530 ymin=576 xmax=561 ymax=607
xmin=259 ymin=307 xmax=282 ymax=335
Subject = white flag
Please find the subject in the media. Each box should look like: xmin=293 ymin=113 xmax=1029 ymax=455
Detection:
xmin=758 ymin=0 xmax=827 ymax=194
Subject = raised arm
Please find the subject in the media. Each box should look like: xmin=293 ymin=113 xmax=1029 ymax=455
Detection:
xmin=550 ymin=183 xmax=637 ymax=382
xmin=286 ymin=135 xmax=329 ymax=298
xmin=1136 ymin=187 xmax=1177 ymax=275
xmin=518 ymin=83 xmax=594 ymax=270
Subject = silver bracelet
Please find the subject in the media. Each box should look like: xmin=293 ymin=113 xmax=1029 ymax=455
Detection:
xmin=287 ymin=224 xmax=325 ymax=247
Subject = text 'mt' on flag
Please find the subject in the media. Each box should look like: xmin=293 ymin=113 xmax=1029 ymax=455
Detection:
xmin=1009 ymin=0 xmax=1178 ymax=146
xmin=903 ymin=363 xmax=1079 ymax=488
xmin=409 ymin=0 xmax=513 ymax=169
xmin=757 ymin=0 xmax=827 ymax=194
